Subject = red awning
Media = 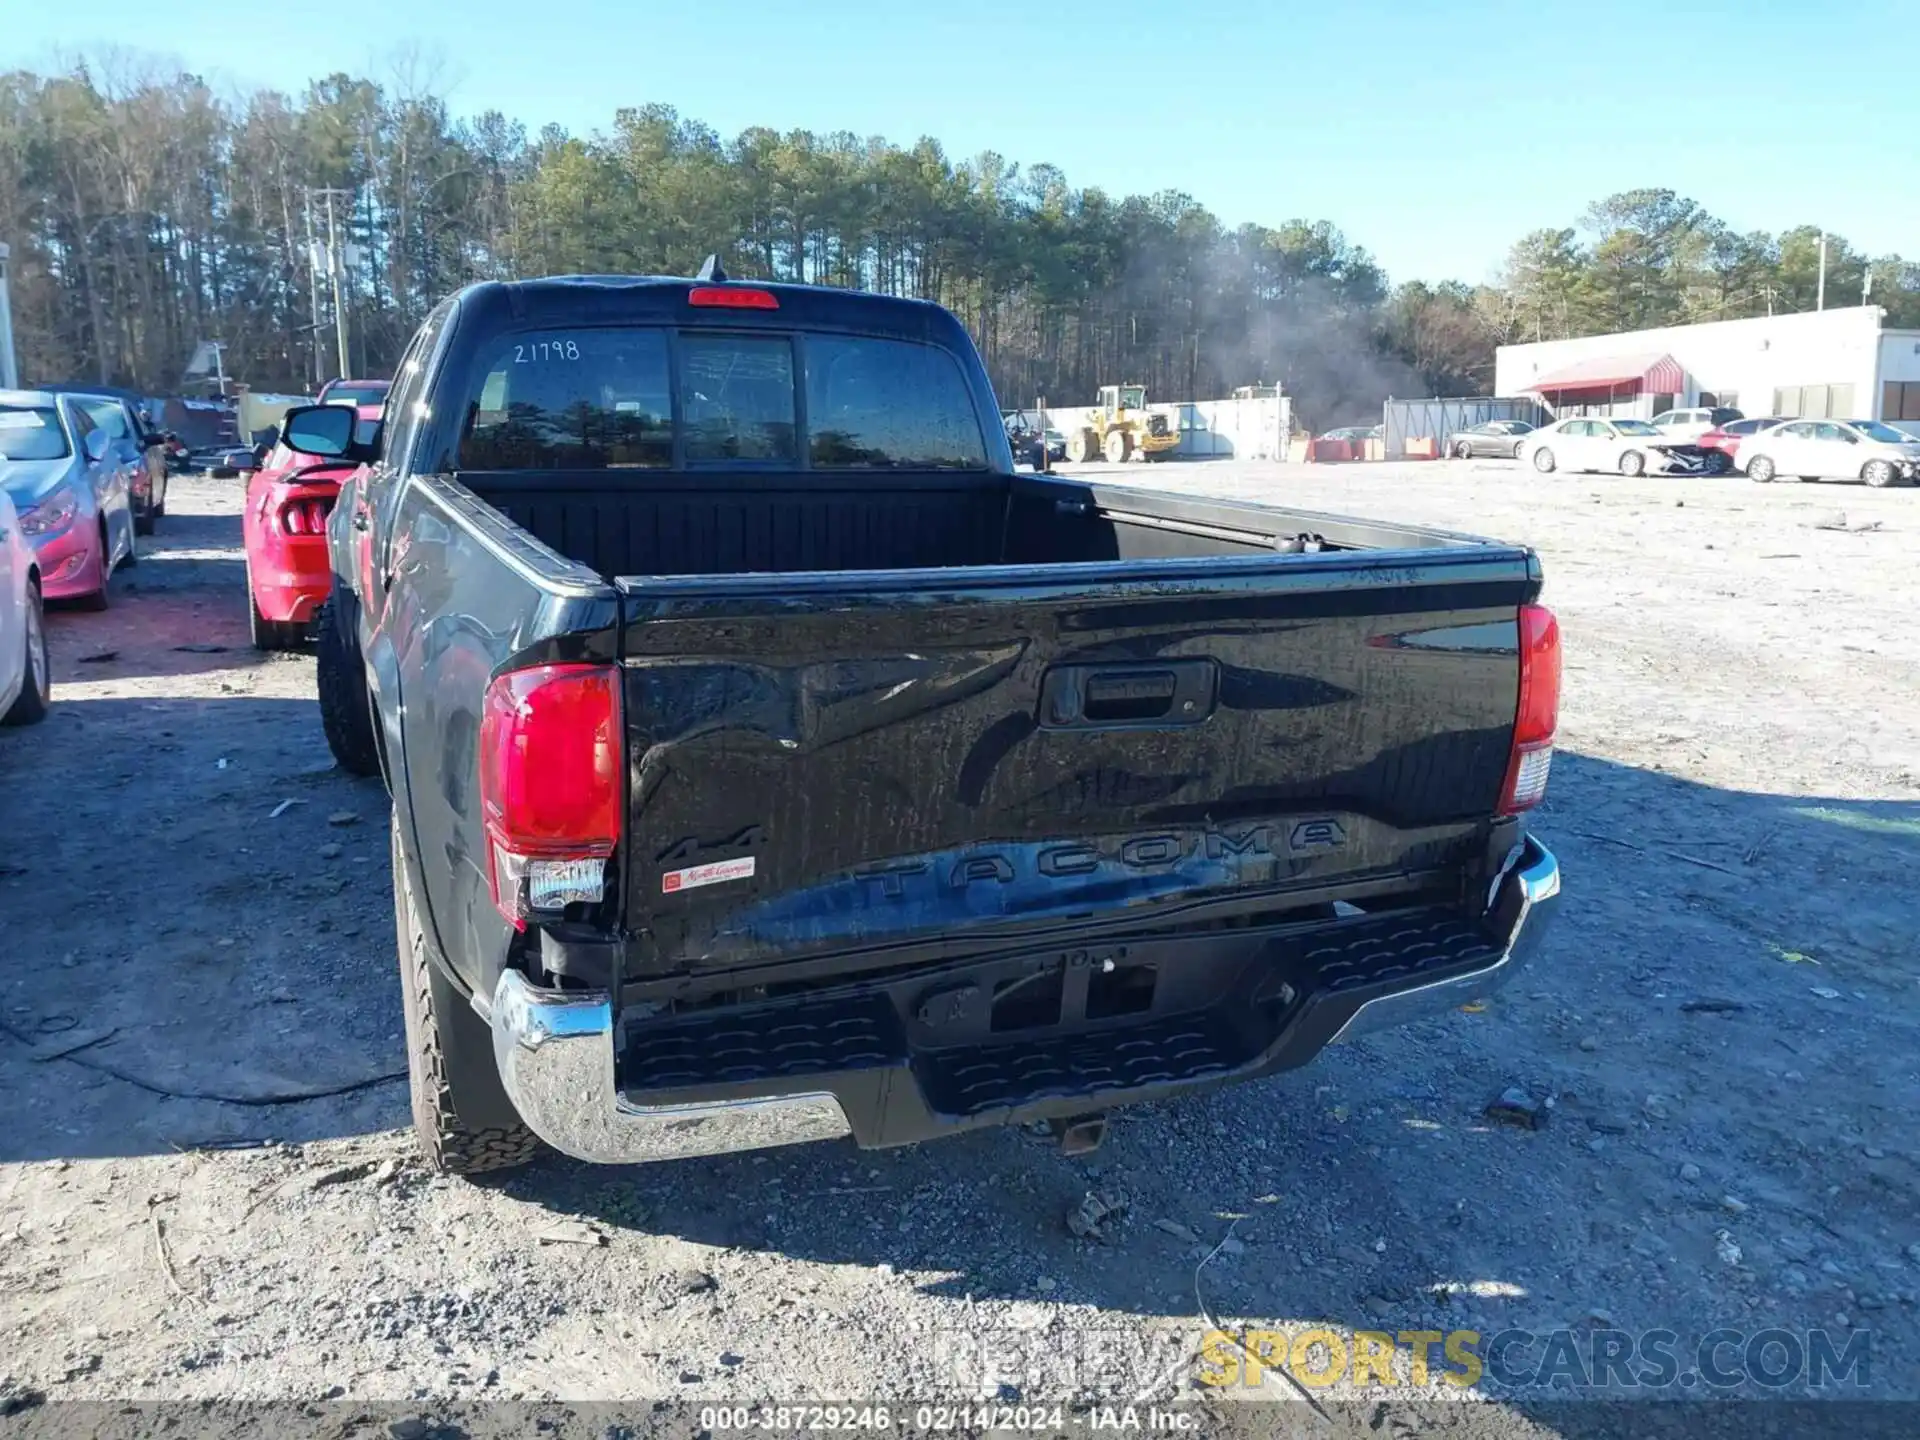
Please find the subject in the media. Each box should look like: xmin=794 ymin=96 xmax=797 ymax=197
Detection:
xmin=1527 ymin=352 xmax=1685 ymax=395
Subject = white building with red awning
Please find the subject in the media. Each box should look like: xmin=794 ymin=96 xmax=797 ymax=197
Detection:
xmin=1494 ymin=305 xmax=1920 ymax=425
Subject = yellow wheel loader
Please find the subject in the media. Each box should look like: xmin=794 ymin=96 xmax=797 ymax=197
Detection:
xmin=1065 ymin=384 xmax=1181 ymax=463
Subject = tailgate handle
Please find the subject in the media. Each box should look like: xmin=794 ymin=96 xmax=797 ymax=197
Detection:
xmin=1042 ymin=661 xmax=1216 ymax=728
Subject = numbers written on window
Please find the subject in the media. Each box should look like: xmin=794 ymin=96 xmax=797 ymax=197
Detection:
xmin=457 ymin=327 xmax=987 ymax=472
xmin=513 ymin=340 xmax=582 ymax=364
xmin=463 ymin=329 xmax=673 ymax=470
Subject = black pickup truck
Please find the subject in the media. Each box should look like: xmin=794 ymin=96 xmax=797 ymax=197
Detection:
xmin=278 ymin=269 xmax=1563 ymax=1175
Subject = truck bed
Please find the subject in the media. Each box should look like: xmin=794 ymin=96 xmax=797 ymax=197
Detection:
xmin=461 ymin=469 xmax=1485 ymax=579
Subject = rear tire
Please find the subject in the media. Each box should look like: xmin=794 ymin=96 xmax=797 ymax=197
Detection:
xmin=134 ymin=507 xmax=155 ymax=537
xmin=1454 ymin=440 xmax=1472 ymax=459
xmin=1104 ymin=429 xmax=1133 ymax=464
xmin=1746 ymin=455 xmax=1776 ymax=483
xmin=393 ymin=821 xmax=542 ymax=1176
xmin=1066 ymin=428 xmax=1098 ymax=464
xmin=1512 ymin=441 xmax=1526 ymax=459
xmin=1532 ymin=447 xmax=1556 ymax=473
xmin=316 ymin=593 xmax=382 ymax=777
xmin=1618 ymin=450 xmax=1646 ymax=478
xmin=1862 ymin=459 xmax=1896 ymax=488
xmin=247 ymin=565 xmax=299 ymax=652
xmin=2 ymin=581 xmax=51 ymax=726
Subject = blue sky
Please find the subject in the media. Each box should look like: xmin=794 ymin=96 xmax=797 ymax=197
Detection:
xmin=11 ymin=0 xmax=1913 ymax=286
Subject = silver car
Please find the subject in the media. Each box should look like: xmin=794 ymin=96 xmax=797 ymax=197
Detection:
xmin=0 ymin=389 xmax=139 ymax=609
xmin=69 ymin=392 xmax=171 ymax=534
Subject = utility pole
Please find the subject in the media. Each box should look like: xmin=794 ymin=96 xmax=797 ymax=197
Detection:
xmin=304 ymin=194 xmax=325 ymax=388
xmin=0 ymin=241 xmax=17 ymax=389
xmin=308 ymin=186 xmax=354 ymax=380
xmin=1816 ymin=232 xmax=1827 ymax=312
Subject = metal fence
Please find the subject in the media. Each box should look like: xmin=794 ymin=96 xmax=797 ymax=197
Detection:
xmin=1383 ymin=397 xmax=1549 ymax=461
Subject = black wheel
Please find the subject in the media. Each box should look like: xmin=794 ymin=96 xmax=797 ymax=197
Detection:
xmin=1618 ymin=450 xmax=1645 ymax=478
xmin=134 ymin=505 xmax=155 ymax=537
xmin=1532 ymin=447 xmax=1556 ymax=473
xmin=316 ymin=593 xmax=382 ymax=777
xmin=2 ymin=580 xmax=51 ymax=726
xmin=1103 ymin=429 xmax=1132 ymax=464
xmin=1454 ymin=440 xmax=1472 ymax=459
xmin=1862 ymin=459 xmax=1897 ymax=489
xmin=1066 ymin=429 xmax=1098 ymax=464
xmin=1746 ymin=455 xmax=1776 ymax=483
xmin=1512 ymin=441 xmax=1526 ymax=459
xmin=393 ymin=820 xmax=543 ymax=1176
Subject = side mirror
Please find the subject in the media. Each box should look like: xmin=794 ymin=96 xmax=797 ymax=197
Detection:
xmin=281 ymin=403 xmax=362 ymax=459
xmin=83 ymin=429 xmax=110 ymax=464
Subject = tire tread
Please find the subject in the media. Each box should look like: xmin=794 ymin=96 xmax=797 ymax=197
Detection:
xmin=394 ymin=825 xmax=541 ymax=1175
xmin=316 ymin=595 xmax=382 ymax=776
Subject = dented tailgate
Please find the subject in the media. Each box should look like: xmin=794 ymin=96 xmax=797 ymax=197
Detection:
xmin=617 ymin=550 xmax=1539 ymax=975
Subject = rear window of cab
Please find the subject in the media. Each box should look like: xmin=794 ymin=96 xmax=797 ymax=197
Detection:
xmin=458 ymin=328 xmax=989 ymax=471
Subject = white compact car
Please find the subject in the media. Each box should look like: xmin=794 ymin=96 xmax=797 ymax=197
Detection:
xmin=0 ymin=486 xmax=53 ymax=726
xmin=1739 ymin=419 xmax=1920 ymax=487
xmin=1521 ymin=416 xmax=1678 ymax=477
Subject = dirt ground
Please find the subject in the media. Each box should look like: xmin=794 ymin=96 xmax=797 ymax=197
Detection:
xmin=2 ymin=461 xmax=1916 ymax=1430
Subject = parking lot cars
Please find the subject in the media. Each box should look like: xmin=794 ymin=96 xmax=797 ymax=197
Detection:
xmin=1520 ymin=415 xmax=1708 ymax=477
xmin=1449 ymin=419 xmax=1537 ymax=459
xmin=1650 ymin=405 xmax=1742 ymax=442
xmin=1006 ymin=419 xmax=1068 ymax=467
xmin=0 ymin=486 xmax=52 ymax=725
xmin=285 ymin=271 xmax=1563 ymax=1176
xmin=1739 ymin=418 xmax=1920 ymax=486
xmin=72 ymin=391 xmax=171 ymax=533
xmin=0 ymin=389 xmax=138 ymax=609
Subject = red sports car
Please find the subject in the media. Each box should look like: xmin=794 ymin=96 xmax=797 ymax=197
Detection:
xmin=241 ymin=406 xmax=377 ymax=649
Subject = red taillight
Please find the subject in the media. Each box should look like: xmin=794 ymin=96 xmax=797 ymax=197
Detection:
xmin=478 ymin=664 xmax=623 ymax=928
xmin=688 ymin=285 xmax=778 ymax=310
xmin=277 ymin=498 xmax=332 ymax=535
xmin=1500 ymin=604 xmax=1561 ymax=815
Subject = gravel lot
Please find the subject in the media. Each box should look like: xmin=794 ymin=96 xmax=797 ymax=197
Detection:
xmin=2 ymin=461 xmax=1916 ymax=1429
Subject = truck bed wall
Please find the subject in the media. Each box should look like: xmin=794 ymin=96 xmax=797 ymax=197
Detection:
xmin=461 ymin=472 xmax=1299 ymax=580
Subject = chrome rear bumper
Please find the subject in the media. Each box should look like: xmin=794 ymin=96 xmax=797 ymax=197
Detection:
xmin=490 ymin=835 xmax=1560 ymax=1164
xmin=1331 ymin=834 xmax=1561 ymax=1043
xmin=490 ymin=971 xmax=852 ymax=1164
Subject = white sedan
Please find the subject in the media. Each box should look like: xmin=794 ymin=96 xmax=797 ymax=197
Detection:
xmin=1520 ymin=416 xmax=1677 ymax=478
xmin=1739 ymin=419 xmax=1920 ymax=488
xmin=0 ymin=486 xmax=53 ymax=726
